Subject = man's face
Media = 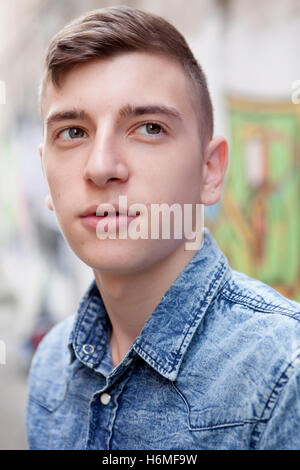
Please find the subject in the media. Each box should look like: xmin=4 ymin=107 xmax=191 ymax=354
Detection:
xmin=40 ymin=51 xmax=218 ymax=274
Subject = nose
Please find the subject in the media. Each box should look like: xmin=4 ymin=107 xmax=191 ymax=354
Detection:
xmin=83 ymin=129 xmax=129 ymax=187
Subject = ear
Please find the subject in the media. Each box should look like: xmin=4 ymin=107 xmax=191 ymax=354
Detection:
xmin=39 ymin=143 xmax=54 ymax=211
xmin=39 ymin=143 xmax=45 ymax=177
xmin=200 ymin=136 xmax=228 ymax=206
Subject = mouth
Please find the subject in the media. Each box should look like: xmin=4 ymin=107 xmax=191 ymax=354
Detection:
xmin=80 ymin=204 xmax=140 ymax=231
xmin=80 ymin=203 xmax=141 ymax=218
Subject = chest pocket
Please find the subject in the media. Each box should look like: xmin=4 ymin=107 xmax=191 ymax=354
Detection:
xmin=28 ymin=364 xmax=73 ymax=413
xmin=28 ymin=357 xmax=103 ymax=413
xmin=27 ymin=345 xmax=83 ymax=412
xmin=172 ymin=382 xmax=262 ymax=432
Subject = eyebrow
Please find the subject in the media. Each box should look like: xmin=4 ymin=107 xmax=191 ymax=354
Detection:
xmin=117 ymin=104 xmax=184 ymax=122
xmin=45 ymin=109 xmax=89 ymax=128
xmin=45 ymin=103 xmax=183 ymax=129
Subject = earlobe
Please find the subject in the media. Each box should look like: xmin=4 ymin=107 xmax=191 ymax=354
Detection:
xmin=200 ymin=137 xmax=228 ymax=206
xmin=45 ymin=194 xmax=54 ymax=211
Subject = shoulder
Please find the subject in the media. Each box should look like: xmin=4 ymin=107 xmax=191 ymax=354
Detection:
xmin=220 ymin=270 xmax=300 ymax=449
xmin=214 ymin=268 xmax=300 ymax=360
xmin=222 ymin=269 xmax=300 ymax=317
xmin=190 ymin=268 xmax=300 ymax=369
xmin=33 ymin=314 xmax=75 ymax=362
xmin=175 ymin=268 xmax=300 ymax=443
xmin=26 ymin=315 xmax=76 ymax=448
xmin=27 ymin=314 xmax=76 ymax=394
xmin=211 ymin=268 xmax=300 ymax=413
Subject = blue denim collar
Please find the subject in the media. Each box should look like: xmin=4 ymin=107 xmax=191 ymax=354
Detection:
xmin=68 ymin=228 xmax=230 ymax=381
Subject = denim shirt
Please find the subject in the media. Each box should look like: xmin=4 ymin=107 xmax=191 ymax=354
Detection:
xmin=26 ymin=228 xmax=300 ymax=450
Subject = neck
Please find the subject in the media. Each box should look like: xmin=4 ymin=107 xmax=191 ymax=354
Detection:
xmin=93 ymin=239 xmax=201 ymax=367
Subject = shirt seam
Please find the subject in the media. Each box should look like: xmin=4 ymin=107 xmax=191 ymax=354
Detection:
xmin=221 ymin=287 xmax=300 ymax=318
xmin=172 ymin=383 xmax=262 ymax=431
xmin=250 ymin=352 xmax=300 ymax=449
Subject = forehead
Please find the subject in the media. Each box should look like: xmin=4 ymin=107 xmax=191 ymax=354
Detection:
xmin=42 ymin=51 xmax=198 ymax=123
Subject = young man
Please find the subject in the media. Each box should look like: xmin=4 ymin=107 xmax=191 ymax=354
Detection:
xmin=26 ymin=6 xmax=300 ymax=450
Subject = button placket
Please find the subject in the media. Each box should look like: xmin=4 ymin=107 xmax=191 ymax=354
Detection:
xmin=88 ymin=359 xmax=136 ymax=449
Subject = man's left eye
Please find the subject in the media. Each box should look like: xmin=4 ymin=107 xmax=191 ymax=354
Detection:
xmin=135 ymin=123 xmax=164 ymax=136
xmin=59 ymin=128 xmax=86 ymax=139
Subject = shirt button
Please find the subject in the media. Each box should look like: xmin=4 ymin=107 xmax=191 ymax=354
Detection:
xmin=82 ymin=344 xmax=94 ymax=354
xmin=100 ymin=393 xmax=111 ymax=405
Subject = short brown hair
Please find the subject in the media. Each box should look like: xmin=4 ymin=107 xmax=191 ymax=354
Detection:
xmin=39 ymin=5 xmax=213 ymax=144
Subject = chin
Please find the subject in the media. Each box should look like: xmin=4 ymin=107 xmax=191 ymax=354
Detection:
xmin=67 ymin=230 xmax=184 ymax=275
xmin=71 ymin=238 xmax=145 ymax=274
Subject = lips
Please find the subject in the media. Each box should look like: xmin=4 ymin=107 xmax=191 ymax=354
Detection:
xmin=80 ymin=202 xmax=140 ymax=232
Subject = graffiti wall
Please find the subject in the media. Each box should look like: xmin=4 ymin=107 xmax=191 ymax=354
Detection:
xmin=206 ymin=97 xmax=300 ymax=301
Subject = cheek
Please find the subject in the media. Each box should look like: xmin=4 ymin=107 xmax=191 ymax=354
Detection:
xmin=46 ymin=172 xmax=64 ymax=206
xmin=45 ymin=160 xmax=77 ymax=205
xmin=150 ymin=154 xmax=202 ymax=204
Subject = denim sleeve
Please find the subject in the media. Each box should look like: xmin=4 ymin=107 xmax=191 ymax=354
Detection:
xmin=253 ymin=354 xmax=300 ymax=450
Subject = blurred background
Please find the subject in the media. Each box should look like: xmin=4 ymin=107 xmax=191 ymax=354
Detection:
xmin=1 ymin=0 xmax=300 ymax=450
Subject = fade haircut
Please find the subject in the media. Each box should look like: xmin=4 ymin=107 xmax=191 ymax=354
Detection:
xmin=39 ymin=5 xmax=214 ymax=144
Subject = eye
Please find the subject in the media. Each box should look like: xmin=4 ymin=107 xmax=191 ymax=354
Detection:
xmin=135 ymin=123 xmax=165 ymax=136
xmin=58 ymin=127 xmax=87 ymax=140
